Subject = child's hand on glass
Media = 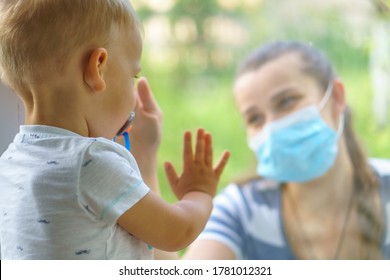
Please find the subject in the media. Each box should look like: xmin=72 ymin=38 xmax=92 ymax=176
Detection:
xmin=164 ymin=129 xmax=230 ymax=199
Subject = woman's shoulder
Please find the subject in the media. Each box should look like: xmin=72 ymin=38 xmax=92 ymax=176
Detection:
xmin=221 ymin=176 xmax=281 ymax=195
xmin=369 ymin=158 xmax=390 ymax=197
xmin=369 ymin=158 xmax=390 ymax=177
xmin=216 ymin=177 xmax=282 ymax=209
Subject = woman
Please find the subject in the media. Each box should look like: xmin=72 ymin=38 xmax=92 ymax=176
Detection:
xmin=184 ymin=41 xmax=390 ymax=259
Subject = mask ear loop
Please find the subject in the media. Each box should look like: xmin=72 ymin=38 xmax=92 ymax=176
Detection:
xmin=319 ymin=80 xmax=345 ymax=137
xmin=318 ymin=80 xmax=345 ymax=137
xmin=318 ymin=81 xmax=334 ymax=110
xmin=336 ymin=112 xmax=345 ymax=138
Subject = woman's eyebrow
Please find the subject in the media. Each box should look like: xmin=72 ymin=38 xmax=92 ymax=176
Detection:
xmin=270 ymin=88 xmax=299 ymax=104
xmin=242 ymin=88 xmax=299 ymax=115
xmin=243 ymin=106 xmax=259 ymax=116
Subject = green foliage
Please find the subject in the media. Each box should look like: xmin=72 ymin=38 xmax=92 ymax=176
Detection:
xmin=372 ymin=0 xmax=390 ymax=18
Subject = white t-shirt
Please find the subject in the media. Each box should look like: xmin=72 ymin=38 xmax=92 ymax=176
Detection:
xmin=0 ymin=125 xmax=152 ymax=259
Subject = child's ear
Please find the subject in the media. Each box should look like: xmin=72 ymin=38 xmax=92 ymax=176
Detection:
xmin=84 ymin=48 xmax=108 ymax=93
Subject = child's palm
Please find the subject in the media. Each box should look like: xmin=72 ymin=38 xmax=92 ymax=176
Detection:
xmin=164 ymin=129 xmax=230 ymax=200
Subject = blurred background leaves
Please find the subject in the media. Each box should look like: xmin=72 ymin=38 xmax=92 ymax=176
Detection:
xmin=130 ymin=0 xmax=390 ymax=202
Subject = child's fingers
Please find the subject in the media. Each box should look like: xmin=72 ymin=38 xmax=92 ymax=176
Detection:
xmin=214 ymin=151 xmax=230 ymax=178
xmin=183 ymin=131 xmax=193 ymax=166
xmin=137 ymin=77 xmax=160 ymax=113
xmin=133 ymin=91 xmax=142 ymax=117
xmin=164 ymin=162 xmax=179 ymax=187
xmin=204 ymin=133 xmax=213 ymax=167
xmin=194 ymin=129 xmax=205 ymax=163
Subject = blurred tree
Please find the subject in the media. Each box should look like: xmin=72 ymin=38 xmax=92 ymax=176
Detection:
xmin=133 ymin=0 xmax=254 ymax=89
xmin=370 ymin=0 xmax=390 ymax=128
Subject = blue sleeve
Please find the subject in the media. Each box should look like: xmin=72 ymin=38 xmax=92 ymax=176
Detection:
xmin=197 ymin=184 xmax=246 ymax=259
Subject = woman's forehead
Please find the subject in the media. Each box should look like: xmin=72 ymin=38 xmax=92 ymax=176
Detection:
xmin=236 ymin=52 xmax=323 ymax=91
xmin=254 ymin=53 xmax=305 ymax=79
xmin=234 ymin=56 xmax=323 ymax=111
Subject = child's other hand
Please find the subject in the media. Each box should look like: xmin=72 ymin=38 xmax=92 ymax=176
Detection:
xmin=164 ymin=129 xmax=230 ymax=199
xmin=130 ymin=77 xmax=163 ymax=154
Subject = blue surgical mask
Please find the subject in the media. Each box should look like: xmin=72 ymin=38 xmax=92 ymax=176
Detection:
xmin=248 ymin=83 xmax=344 ymax=183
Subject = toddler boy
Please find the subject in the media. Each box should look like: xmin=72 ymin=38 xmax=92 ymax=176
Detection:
xmin=0 ymin=0 xmax=229 ymax=259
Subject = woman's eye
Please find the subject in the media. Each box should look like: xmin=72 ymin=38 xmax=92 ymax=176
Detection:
xmin=247 ymin=114 xmax=264 ymax=126
xmin=279 ymin=96 xmax=298 ymax=110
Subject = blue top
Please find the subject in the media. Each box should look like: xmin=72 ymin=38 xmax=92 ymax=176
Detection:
xmin=197 ymin=158 xmax=390 ymax=259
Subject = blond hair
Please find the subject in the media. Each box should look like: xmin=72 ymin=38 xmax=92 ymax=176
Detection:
xmin=0 ymin=0 xmax=140 ymax=91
